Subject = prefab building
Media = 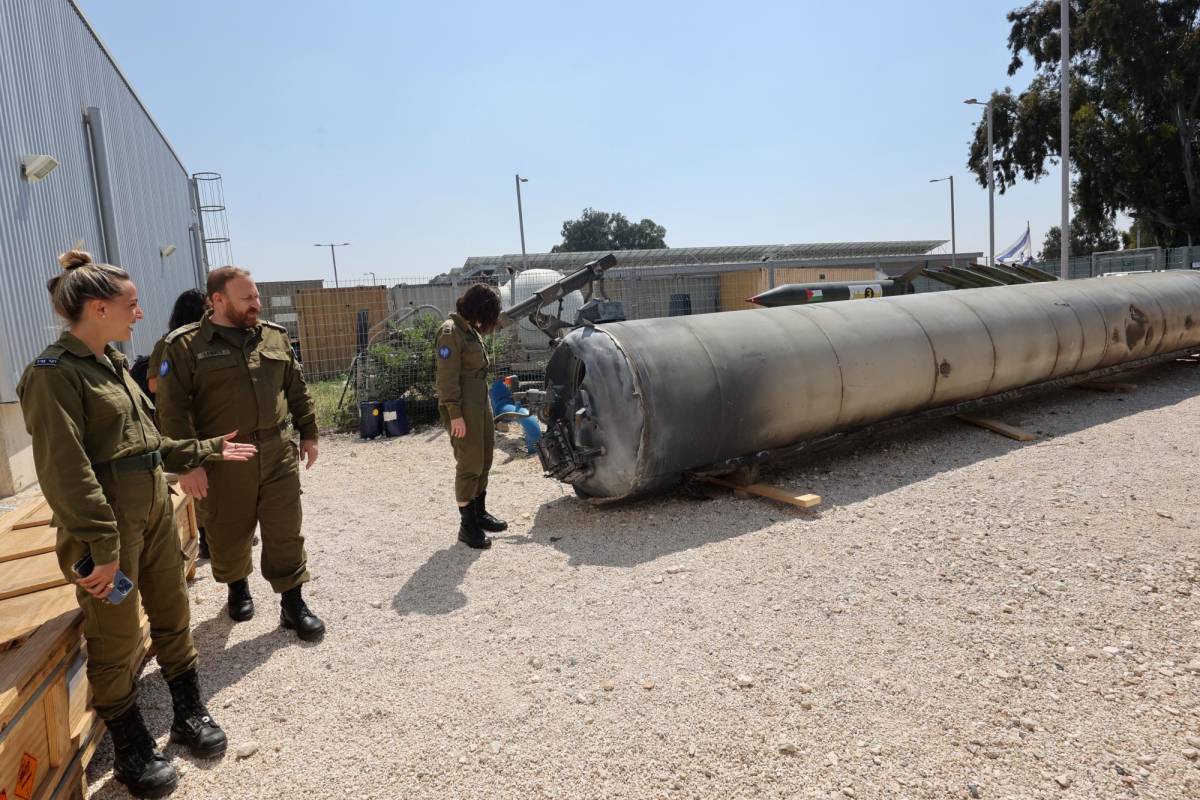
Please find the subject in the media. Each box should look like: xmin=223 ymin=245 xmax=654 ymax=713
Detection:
xmin=0 ymin=0 xmax=209 ymax=495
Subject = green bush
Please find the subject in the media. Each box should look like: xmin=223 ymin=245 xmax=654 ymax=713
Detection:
xmin=337 ymin=315 xmax=522 ymax=430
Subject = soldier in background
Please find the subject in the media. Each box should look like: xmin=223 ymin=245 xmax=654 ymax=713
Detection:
xmin=435 ymin=284 xmax=508 ymax=549
xmin=156 ymin=267 xmax=326 ymax=641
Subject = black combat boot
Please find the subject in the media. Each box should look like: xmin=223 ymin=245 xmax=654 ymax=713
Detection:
xmin=457 ymin=504 xmax=492 ymax=549
xmin=280 ymin=585 xmax=326 ymax=641
xmin=197 ymin=528 xmax=210 ymax=560
xmin=227 ymin=578 xmax=254 ymax=622
xmin=106 ymin=704 xmax=178 ymax=798
xmin=166 ymin=669 xmax=227 ymax=758
xmin=472 ymin=492 xmax=508 ymax=532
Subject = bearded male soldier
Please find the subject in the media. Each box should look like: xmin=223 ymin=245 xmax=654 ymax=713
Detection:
xmin=157 ymin=267 xmax=325 ymax=640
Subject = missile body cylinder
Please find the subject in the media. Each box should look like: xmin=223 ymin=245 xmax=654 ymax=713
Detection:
xmin=749 ymin=279 xmax=905 ymax=307
xmin=540 ymin=272 xmax=1200 ymax=499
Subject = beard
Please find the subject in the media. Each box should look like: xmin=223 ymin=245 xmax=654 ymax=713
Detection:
xmin=227 ymin=305 xmax=260 ymax=329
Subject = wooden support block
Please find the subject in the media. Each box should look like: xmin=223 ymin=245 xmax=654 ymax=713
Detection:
xmin=724 ymin=465 xmax=761 ymax=487
xmin=956 ymin=414 xmax=1038 ymax=442
xmin=705 ymin=477 xmax=821 ymax=509
xmin=1074 ymin=380 xmax=1137 ymax=393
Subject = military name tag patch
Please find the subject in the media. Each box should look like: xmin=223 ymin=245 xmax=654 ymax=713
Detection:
xmin=34 ymin=357 xmax=58 ymax=367
xmin=196 ymin=348 xmax=231 ymax=361
xmin=438 ymin=345 xmax=452 ymax=360
xmin=159 ymin=360 xmax=170 ymax=377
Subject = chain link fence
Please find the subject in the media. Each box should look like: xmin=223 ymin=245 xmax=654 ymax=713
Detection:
xmin=1023 ymin=245 xmax=1200 ymax=279
xmin=271 ymin=248 xmax=1200 ymax=431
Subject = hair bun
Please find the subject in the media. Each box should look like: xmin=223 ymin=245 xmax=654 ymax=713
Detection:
xmin=59 ymin=249 xmax=93 ymax=271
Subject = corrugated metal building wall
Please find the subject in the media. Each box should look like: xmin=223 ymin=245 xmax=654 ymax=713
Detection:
xmin=0 ymin=0 xmax=203 ymax=402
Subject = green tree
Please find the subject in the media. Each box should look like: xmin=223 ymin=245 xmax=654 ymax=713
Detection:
xmin=551 ymin=208 xmax=668 ymax=252
xmin=1120 ymin=219 xmax=1159 ymax=250
xmin=967 ymin=1 xmax=1200 ymax=246
xmin=1038 ymin=215 xmax=1120 ymax=261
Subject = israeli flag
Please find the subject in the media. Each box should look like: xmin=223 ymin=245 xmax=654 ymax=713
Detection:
xmin=996 ymin=224 xmax=1033 ymax=266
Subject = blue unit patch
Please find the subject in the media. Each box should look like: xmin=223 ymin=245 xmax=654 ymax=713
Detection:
xmin=159 ymin=360 xmax=170 ymax=377
xmin=34 ymin=357 xmax=58 ymax=367
xmin=438 ymin=345 xmax=452 ymax=360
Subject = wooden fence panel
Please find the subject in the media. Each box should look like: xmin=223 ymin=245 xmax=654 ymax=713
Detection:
xmin=295 ymin=286 xmax=391 ymax=378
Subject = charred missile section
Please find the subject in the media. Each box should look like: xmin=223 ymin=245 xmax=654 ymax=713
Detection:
xmin=538 ymin=270 xmax=1200 ymax=500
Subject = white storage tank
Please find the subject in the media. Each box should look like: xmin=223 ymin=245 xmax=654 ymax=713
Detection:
xmin=499 ymin=269 xmax=585 ymax=351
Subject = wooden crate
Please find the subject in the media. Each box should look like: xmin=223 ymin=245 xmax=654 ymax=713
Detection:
xmin=0 ymin=491 xmax=198 ymax=799
xmin=0 ymin=611 xmax=84 ymax=800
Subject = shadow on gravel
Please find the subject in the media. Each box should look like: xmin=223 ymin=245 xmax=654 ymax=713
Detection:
xmin=392 ymin=545 xmax=483 ymax=616
xmin=527 ymin=361 xmax=1200 ymax=568
xmin=85 ymin=608 xmax=299 ymax=795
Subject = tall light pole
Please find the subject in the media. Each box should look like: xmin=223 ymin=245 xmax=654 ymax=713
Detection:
xmin=930 ymin=177 xmax=957 ymax=268
xmin=964 ymin=98 xmax=995 ymax=267
xmin=1060 ymin=0 xmax=1071 ymax=280
xmin=515 ymin=174 xmax=529 ymax=271
xmin=314 ymin=242 xmax=350 ymax=288
xmin=364 ymin=271 xmax=377 ymax=284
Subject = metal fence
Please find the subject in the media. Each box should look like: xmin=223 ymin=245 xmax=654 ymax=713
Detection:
xmin=274 ymin=267 xmax=778 ymax=429
xmin=284 ymin=250 xmax=1200 ymax=430
xmin=1023 ymin=245 xmax=1200 ymax=280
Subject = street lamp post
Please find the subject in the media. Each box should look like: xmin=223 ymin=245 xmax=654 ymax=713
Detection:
xmin=1060 ymin=0 xmax=1071 ymax=280
xmin=314 ymin=242 xmax=350 ymax=287
xmin=364 ymin=271 xmax=377 ymax=284
xmin=930 ymin=176 xmax=957 ymax=269
xmin=515 ymin=174 xmax=529 ymax=271
xmin=964 ymin=98 xmax=995 ymax=267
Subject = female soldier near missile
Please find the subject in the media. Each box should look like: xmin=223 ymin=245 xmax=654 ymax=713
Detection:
xmin=435 ymin=284 xmax=508 ymax=549
xmin=17 ymin=251 xmax=257 ymax=799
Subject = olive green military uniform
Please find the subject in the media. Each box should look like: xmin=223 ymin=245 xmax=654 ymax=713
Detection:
xmin=17 ymin=333 xmax=226 ymax=720
xmin=155 ymin=315 xmax=317 ymax=593
xmin=150 ymin=332 xmax=210 ymax=529
xmin=435 ymin=313 xmax=494 ymax=503
xmin=149 ymin=337 xmax=169 ymax=384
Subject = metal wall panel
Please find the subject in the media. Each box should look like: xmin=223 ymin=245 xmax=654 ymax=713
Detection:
xmin=0 ymin=0 xmax=200 ymax=400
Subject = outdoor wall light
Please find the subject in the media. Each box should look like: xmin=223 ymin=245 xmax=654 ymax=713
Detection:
xmin=20 ymin=154 xmax=59 ymax=183
xmin=160 ymin=244 xmax=177 ymax=258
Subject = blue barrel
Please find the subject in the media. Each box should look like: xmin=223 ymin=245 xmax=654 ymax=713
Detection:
xmin=359 ymin=401 xmax=383 ymax=439
xmin=382 ymin=399 xmax=410 ymax=437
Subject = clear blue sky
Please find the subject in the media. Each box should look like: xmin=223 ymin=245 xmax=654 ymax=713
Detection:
xmin=82 ymin=0 xmax=1079 ymax=283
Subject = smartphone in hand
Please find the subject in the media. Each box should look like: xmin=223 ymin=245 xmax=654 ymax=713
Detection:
xmin=72 ymin=554 xmax=134 ymax=605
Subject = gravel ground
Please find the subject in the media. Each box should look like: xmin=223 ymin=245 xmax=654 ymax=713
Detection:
xmin=83 ymin=360 xmax=1200 ymax=800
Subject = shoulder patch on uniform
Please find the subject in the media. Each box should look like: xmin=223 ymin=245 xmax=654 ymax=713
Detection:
xmin=262 ymin=320 xmax=288 ymax=333
xmin=437 ymin=345 xmax=453 ymax=360
xmin=34 ymin=357 xmax=59 ymax=368
xmin=164 ymin=320 xmax=202 ymax=344
xmin=159 ymin=360 xmax=170 ymax=377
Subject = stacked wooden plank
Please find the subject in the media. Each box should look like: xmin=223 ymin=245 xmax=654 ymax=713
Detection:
xmin=0 ymin=491 xmax=197 ymax=800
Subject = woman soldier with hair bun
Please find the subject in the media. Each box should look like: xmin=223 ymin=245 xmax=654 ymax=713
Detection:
xmin=17 ymin=250 xmax=257 ymax=799
xmin=435 ymin=283 xmax=508 ymax=549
